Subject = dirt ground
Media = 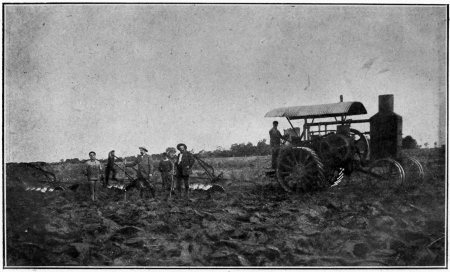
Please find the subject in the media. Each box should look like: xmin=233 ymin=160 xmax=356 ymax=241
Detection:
xmin=5 ymin=150 xmax=446 ymax=267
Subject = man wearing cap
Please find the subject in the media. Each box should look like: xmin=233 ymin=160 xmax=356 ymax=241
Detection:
xmin=125 ymin=147 xmax=156 ymax=199
xmin=84 ymin=151 xmax=102 ymax=202
xmin=175 ymin=143 xmax=195 ymax=199
xmin=269 ymin=121 xmax=287 ymax=169
xmin=104 ymin=150 xmax=118 ymax=188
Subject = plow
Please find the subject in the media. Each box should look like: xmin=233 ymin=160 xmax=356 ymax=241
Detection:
xmin=15 ymin=153 xmax=227 ymax=199
xmin=110 ymin=154 xmax=227 ymax=198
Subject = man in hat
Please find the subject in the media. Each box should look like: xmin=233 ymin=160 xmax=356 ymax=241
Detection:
xmin=84 ymin=151 xmax=102 ymax=202
xmin=175 ymin=143 xmax=195 ymax=199
xmin=158 ymin=152 xmax=174 ymax=200
xmin=104 ymin=150 xmax=118 ymax=188
xmin=125 ymin=147 xmax=156 ymax=199
xmin=269 ymin=121 xmax=288 ymax=169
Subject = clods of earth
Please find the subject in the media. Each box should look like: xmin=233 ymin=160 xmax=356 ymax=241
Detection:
xmin=5 ymin=153 xmax=446 ymax=267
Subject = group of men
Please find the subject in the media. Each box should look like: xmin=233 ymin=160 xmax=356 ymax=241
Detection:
xmin=83 ymin=143 xmax=195 ymax=202
xmin=83 ymin=121 xmax=285 ymax=203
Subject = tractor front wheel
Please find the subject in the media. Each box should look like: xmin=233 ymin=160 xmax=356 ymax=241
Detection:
xmin=402 ymin=156 xmax=424 ymax=186
xmin=367 ymin=158 xmax=405 ymax=193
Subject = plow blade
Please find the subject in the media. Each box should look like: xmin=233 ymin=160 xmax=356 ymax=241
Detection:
xmin=189 ymin=183 xmax=225 ymax=193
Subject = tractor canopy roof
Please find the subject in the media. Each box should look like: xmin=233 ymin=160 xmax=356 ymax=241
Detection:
xmin=265 ymin=101 xmax=367 ymax=120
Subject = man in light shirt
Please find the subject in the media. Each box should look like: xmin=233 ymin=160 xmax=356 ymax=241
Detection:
xmin=84 ymin=151 xmax=102 ymax=202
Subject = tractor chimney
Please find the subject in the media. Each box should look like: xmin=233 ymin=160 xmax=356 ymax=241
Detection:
xmin=379 ymin=94 xmax=394 ymax=112
xmin=340 ymin=95 xmax=343 ymax=102
xmin=370 ymin=94 xmax=402 ymax=160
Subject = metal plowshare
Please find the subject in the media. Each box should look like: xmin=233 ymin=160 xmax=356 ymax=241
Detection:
xmin=264 ymin=94 xmax=424 ymax=193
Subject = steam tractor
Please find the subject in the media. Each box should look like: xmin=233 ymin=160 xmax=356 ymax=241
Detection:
xmin=264 ymin=94 xmax=424 ymax=193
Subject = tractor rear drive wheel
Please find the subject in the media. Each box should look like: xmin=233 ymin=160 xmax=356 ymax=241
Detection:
xmin=276 ymin=146 xmax=326 ymax=193
xmin=319 ymin=134 xmax=352 ymax=162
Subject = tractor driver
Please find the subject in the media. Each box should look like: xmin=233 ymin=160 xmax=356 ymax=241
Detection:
xmin=269 ymin=121 xmax=287 ymax=169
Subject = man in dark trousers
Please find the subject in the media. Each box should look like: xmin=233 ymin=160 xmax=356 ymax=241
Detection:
xmin=158 ymin=152 xmax=174 ymax=200
xmin=104 ymin=150 xmax=118 ymax=187
xmin=175 ymin=143 xmax=195 ymax=200
xmin=125 ymin=146 xmax=156 ymax=199
xmin=269 ymin=121 xmax=287 ymax=169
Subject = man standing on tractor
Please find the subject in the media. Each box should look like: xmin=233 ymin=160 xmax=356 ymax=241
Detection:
xmin=175 ymin=143 xmax=195 ymax=200
xmin=269 ymin=121 xmax=287 ymax=169
xmin=84 ymin=151 xmax=102 ymax=202
xmin=158 ymin=152 xmax=174 ymax=200
xmin=104 ymin=150 xmax=118 ymax=188
xmin=125 ymin=146 xmax=156 ymax=200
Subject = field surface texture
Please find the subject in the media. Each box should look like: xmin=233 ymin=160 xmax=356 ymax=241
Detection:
xmin=5 ymin=149 xmax=446 ymax=267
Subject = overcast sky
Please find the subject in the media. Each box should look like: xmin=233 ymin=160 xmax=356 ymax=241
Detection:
xmin=4 ymin=4 xmax=447 ymax=163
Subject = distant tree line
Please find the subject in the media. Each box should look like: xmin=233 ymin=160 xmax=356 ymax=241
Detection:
xmin=401 ymin=135 xmax=439 ymax=149
xmin=60 ymin=139 xmax=272 ymax=163
xmin=197 ymin=139 xmax=272 ymax=158
xmin=59 ymin=135 xmax=431 ymax=164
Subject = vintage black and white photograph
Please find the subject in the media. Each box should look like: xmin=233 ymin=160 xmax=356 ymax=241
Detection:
xmin=4 ymin=3 xmax=447 ymax=267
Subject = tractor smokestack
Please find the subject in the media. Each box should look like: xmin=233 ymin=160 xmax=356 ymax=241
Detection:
xmin=340 ymin=95 xmax=343 ymax=102
xmin=370 ymin=94 xmax=403 ymax=160
xmin=379 ymin=94 xmax=394 ymax=112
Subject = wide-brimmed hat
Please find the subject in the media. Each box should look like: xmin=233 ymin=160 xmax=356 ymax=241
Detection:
xmin=89 ymin=151 xmax=96 ymax=156
xmin=139 ymin=146 xmax=148 ymax=152
xmin=176 ymin=143 xmax=187 ymax=151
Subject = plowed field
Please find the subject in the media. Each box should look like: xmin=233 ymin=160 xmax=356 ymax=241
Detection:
xmin=5 ymin=150 xmax=446 ymax=267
